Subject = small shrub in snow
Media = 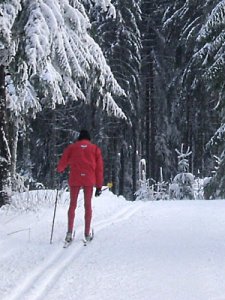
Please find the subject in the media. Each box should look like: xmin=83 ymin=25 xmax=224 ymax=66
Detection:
xmin=2 ymin=189 xmax=69 ymax=213
xmin=135 ymin=159 xmax=169 ymax=200
xmin=135 ymin=179 xmax=155 ymax=201
xmin=169 ymin=173 xmax=195 ymax=200
xmin=169 ymin=144 xmax=195 ymax=200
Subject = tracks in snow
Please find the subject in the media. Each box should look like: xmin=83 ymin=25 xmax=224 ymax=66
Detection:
xmin=6 ymin=203 xmax=141 ymax=300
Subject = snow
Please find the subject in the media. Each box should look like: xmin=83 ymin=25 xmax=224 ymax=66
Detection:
xmin=1 ymin=189 xmax=225 ymax=300
xmin=1 ymin=1 xmax=125 ymax=118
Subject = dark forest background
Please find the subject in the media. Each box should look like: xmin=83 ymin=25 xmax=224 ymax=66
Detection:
xmin=1 ymin=0 xmax=225 ymax=203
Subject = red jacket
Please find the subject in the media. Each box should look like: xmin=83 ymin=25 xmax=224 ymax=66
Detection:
xmin=57 ymin=139 xmax=103 ymax=188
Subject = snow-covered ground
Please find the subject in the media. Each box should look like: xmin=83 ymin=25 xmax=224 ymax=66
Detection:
xmin=1 ymin=189 xmax=225 ymax=300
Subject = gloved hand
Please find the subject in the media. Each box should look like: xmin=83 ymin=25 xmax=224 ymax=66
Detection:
xmin=95 ymin=188 xmax=102 ymax=197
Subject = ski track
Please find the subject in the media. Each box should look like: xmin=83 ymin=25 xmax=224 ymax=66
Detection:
xmin=6 ymin=203 xmax=141 ymax=300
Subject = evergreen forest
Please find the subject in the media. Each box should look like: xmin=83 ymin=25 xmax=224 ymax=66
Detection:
xmin=1 ymin=0 xmax=225 ymax=204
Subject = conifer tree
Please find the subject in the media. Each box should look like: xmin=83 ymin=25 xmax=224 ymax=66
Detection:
xmin=86 ymin=0 xmax=142 ymax=199
xmin=187 ymin=0 xmax=225 ymax=197
xmin=0 ymin=65 xmax=11 ymax=205
xmin=162 ymin=0 xmax=219 ymax=178
xmin=0 ymin=0 xmax=126 ymax=199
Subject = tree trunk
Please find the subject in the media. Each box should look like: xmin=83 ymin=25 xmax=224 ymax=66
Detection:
xmin=141 ymin=1 xmax=156 ymax=179
xmin=9 ymin=117 xmax=19 ymax=190
xmin=149 ymin=54 xmax=156 ymax=179
xmin=0 ymin=65 xmax=11 ymax=206
xmin=119 ymin=147 xmax=125 ymax=196
xmin=132 ymin=126 xmax=138 ymax=200
xmin=48 ymin=110 xmax=57 ymax=189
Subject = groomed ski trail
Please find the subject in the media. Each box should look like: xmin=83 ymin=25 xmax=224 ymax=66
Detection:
xmin=6 ymin=203 xmax=141 ymax=300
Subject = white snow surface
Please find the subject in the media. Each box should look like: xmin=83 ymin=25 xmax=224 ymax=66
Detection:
xmin=1 ymin=189 xmax=225 ymax=300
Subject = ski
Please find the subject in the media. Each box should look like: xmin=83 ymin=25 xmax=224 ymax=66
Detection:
xmin=63 ymin=240 xmax=73 ymax=248
xmin=63 ymin=231 xmax=75 ymax=248
xmin=83 ymin=229 xmax=94 ymax=246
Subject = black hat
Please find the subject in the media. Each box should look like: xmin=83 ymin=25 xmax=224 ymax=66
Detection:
xmin=78 ymin=129 xmax=91 ymax=141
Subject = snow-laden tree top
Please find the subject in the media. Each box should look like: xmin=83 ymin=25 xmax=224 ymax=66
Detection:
xmin=198 ymin=0 xmax=225 ymax=41
xmin=192 ymin=0 xmax=225 ymax=85
xmin=0 ymin=0 xmax=20 ymax=63
xmin=0 ymin=0 xmax=125 ymax=119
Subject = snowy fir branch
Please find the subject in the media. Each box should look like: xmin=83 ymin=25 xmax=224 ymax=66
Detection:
xmin=1 ymin=0 xmax=124 ymax=117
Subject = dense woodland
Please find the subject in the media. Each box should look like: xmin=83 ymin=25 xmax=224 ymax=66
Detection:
xmin=0 ymin=0 xmax=225 ymax=204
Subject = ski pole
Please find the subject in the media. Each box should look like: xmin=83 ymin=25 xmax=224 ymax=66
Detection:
xmin=50 ymin=189 xmax=59 ymax=244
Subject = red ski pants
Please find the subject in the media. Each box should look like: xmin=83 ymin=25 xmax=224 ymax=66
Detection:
xmin=68 ymin=186 xmax=93 ymax=236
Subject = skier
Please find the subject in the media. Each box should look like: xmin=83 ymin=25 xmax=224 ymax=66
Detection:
xmin=57 ymin=129 xmax=103 ymax=243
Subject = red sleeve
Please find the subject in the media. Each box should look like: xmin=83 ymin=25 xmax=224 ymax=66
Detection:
xmin=95 ymin=146 xmax=104 ymax=188
xmin=57 ymin=146 xmax=71 ymax=173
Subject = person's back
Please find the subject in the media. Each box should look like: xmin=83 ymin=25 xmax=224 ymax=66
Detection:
xmin=68 ymin=140 xmax=97 ymax=167
xmin=57 ymin=129 xmax=103 ymax=243
xmin=57 ymin=138 xmax=103 ymax=187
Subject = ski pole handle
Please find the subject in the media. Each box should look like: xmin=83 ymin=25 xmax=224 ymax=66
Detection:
xmin=101 ymin=182 xmax=113 ymax=191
